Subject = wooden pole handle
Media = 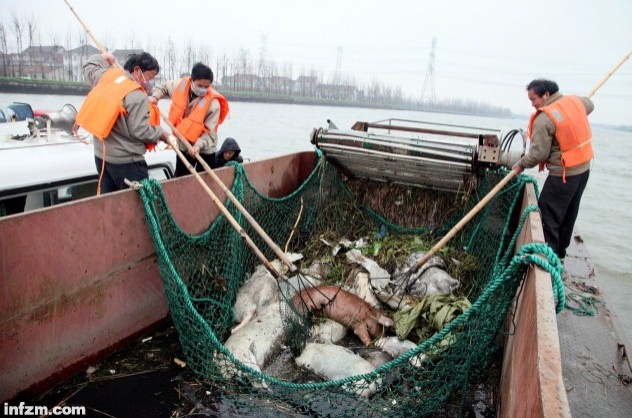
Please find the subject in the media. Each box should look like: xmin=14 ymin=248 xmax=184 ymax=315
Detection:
xmin=159 ymin=112 xmax=300 ymax=273
xmin=411 ymin=169 xmax=519 ymax=273
xmin=586 ymin=49 xmax=632 ymax=99
xmin=411 ymin=49 xmax=632 ymax=273
xmin=63 ymin=0 xmax=286 ymax=279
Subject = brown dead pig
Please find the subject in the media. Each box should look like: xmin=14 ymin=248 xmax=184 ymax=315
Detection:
xmin=292 ymin=285 xmax=394 ymax=346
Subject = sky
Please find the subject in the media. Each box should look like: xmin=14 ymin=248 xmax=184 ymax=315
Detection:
xmin=1 ymin=0 xmax=631 ymax=126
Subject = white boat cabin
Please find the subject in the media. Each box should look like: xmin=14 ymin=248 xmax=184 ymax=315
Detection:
xmin=0 ymin=102 xmax=176 ymax=216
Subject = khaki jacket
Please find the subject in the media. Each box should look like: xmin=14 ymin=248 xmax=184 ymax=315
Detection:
xmin=521 ymin=92 xmax=594 ymax=177
xmin=83 ymin=54 xmax=163 ymax=164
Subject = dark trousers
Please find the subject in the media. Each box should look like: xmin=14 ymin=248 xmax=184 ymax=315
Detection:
xmin=174 ymin=152 xmax=216 ymax=177
xmin=538 ymin=170 xmax=590 ymax=259
xmin=95 ymin=156 xmax=149 ymax=194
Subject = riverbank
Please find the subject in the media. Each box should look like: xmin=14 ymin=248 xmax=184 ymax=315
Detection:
xmin=0 ymin=77 xmax=516 ymax=120
xmin=3 ymin=78 xmax=631 ymax=132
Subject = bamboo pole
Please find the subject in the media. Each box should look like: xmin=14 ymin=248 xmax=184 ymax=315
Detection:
xmin=403 ymin=49 xmax=632 ymax=275
xmin=586 ymin=49 xmax=632 ymax=99
xmin=159 ymin=111 xmax=299 ymax=273
xmin=165 ymin=137 xmax=284 ymax=279
xmin=406 ymin=169 xmax=518 ymax=275
xmin=64 ymin=0 xmax=299 ymax=274
xmin=63 ymin=0 xmax=285 ymax=280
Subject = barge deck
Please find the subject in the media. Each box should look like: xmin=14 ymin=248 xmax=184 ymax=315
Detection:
xmin=558 ymin=234 xmax=632 ymax=416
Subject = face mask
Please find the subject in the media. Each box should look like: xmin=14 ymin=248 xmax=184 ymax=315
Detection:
xmin=144 ymin=79 xmax=156 ymax=93
xmin=137 ymin=70 xmax=155 ymax=92
xmin=190 ymin=83 xmax=209 ymax=97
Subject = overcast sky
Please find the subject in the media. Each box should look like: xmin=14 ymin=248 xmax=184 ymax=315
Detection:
xmin=2 ymin=0 xmax=631 ymax=125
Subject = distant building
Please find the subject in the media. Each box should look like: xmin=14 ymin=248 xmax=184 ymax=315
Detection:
xmin=221 ymin=73 xmax=260 ymax=91
xmin=315 ymin=83 xmax=357 ymax=101
xmin=2 ymin=45 xmax=67 ymax=80
xmin=64 ymin=45 xmax=100 ymax=82
xmin=0 ymin=44 xmax=365 ymax=105
xmin=268 ymin=76 xmax=294 ymax=94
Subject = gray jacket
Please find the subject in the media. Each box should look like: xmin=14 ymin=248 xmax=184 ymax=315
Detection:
xmin=520 ymin=92 xmax=594 ymax=177
xmin=83 ymin=54 xmax=163 ymax=164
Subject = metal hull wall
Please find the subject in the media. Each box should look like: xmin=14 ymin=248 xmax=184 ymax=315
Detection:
xmin=0 ymin=151 xmax=318 ymax=401
xmin=0 ymin=152 xmax=570 ymax=416
xmin=499 ymin=183 xmax=570 ymax=417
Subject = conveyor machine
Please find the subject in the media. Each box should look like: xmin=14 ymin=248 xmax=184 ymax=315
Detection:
xmin=310 ymin=118 xmax=525 ymax=193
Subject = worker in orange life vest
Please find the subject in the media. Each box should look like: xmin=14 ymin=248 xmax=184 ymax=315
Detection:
xmin=150 ymin=62 xmax=229 ymax=177
xmin=79 ymin=52 xmax=171 ymax=194
xmin=513 ymin=79 xmax=594 ymax=260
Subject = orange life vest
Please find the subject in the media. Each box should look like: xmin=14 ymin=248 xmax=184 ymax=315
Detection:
xmin=77 ymin=68 xmax=139 ymax=139
xmin=168 ymin=77 xmax=229 ymax=144
xmin=527 ymin=96 xmax=593 ymax=181
xmin=146 ymin=102 xmax=160 ymax=152
xmin=76 ymin=67 xmax=159 ymax=151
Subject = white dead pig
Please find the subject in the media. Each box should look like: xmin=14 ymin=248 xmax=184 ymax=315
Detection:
xmin=343 ymin=270 xmax=383 ymax=309
xmin=392 ymin=252 xmax=459 ymax=299
xmin=416 ymin=267 xmax=460 ymax=296
xmin=220 ymin=302 xmax=287 ymax=389
xmin=232 ymin=262 xmax=280 ymax=333
xmin=375 ymin=336 xmax=428 ymax=369
xmin=354 ymin=347 xmax=393 ymax=369
xmin=345 ymin=249 xmax=391 ymax=285
xmin=295 ymin=342 xmax=382 ymax=397
xmin=345 ymin=249 xmax=415 ymax=312
xmin=308 ymin=319 xmax=347 ymax=344
xmin=374 ymin=336 xmax=417 ymax=356
xmin=346 ymin=249 xmax=458 ymax=303
xmin=232 ymin=253 xmax=307 ymax=333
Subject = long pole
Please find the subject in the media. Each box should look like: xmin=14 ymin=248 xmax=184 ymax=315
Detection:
xmin=407 ymin=170 xmax=518 ymax=273
xmin=160 ymin=111 xmax=300 ymax=273
xmin=405 ymin=50 xmax=632 ymax=274
xmin=165 ymin=138 xmax=284 ymax=279
xmin=586 ymin=49 xmax=632 ymax=99
xmin=62 ymin=0 xmax=286 ymax=279
xmin=63 ymin=0 xmax=299 ymax=274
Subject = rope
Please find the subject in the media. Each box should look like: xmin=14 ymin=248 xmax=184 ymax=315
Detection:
xmin=96 ymin=140 xmax=106 ymax=195
xmin=516 ymin=243 xmax=566 ymax=313
xmin=564 ymin=285 xmax=600 ymax=316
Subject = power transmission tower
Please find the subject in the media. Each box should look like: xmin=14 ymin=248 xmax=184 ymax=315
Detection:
xmin=259 ymin=33 xmax=268 ymax=91
xmin=335 ymin=46 xmax=343 ymax=84
xmin=259 ymin=33 xmax=268 ymax=71
xmin=421 ymin=37 xmax=437 ymax=103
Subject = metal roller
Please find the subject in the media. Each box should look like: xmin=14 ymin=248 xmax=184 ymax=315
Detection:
xmin=311 ymin=118 xmax=522 ymax=193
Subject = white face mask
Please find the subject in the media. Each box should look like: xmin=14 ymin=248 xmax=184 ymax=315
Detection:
xmin=137 ymin=70 xmax=155 ymax=92
xmin=190 ymin=82 xmax=209 ymax=97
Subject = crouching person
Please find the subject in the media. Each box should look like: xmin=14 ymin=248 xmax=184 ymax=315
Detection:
xmin=212 ymin=137 xmax=243 ymax=168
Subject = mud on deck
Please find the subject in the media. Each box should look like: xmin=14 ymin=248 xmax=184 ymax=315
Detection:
xmin=557 ymin=232 xmax=632 ymax=417
xmin=15 ymin=319 xmax=501 ymax=418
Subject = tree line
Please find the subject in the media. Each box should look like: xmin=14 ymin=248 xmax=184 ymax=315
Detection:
xmin=0 ymin=11 xmax=513 ymax=117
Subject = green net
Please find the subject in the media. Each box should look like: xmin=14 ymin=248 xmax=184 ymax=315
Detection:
xmin=135 ymin=153 xmax=564 ymax=417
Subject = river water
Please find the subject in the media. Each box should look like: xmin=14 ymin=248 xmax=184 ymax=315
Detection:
xmin=2 ymin=92 xmax=630 ymax=342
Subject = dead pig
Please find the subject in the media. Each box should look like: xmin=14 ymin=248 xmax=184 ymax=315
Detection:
xmin=292 ymin=285 xmax=394 ymax=346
